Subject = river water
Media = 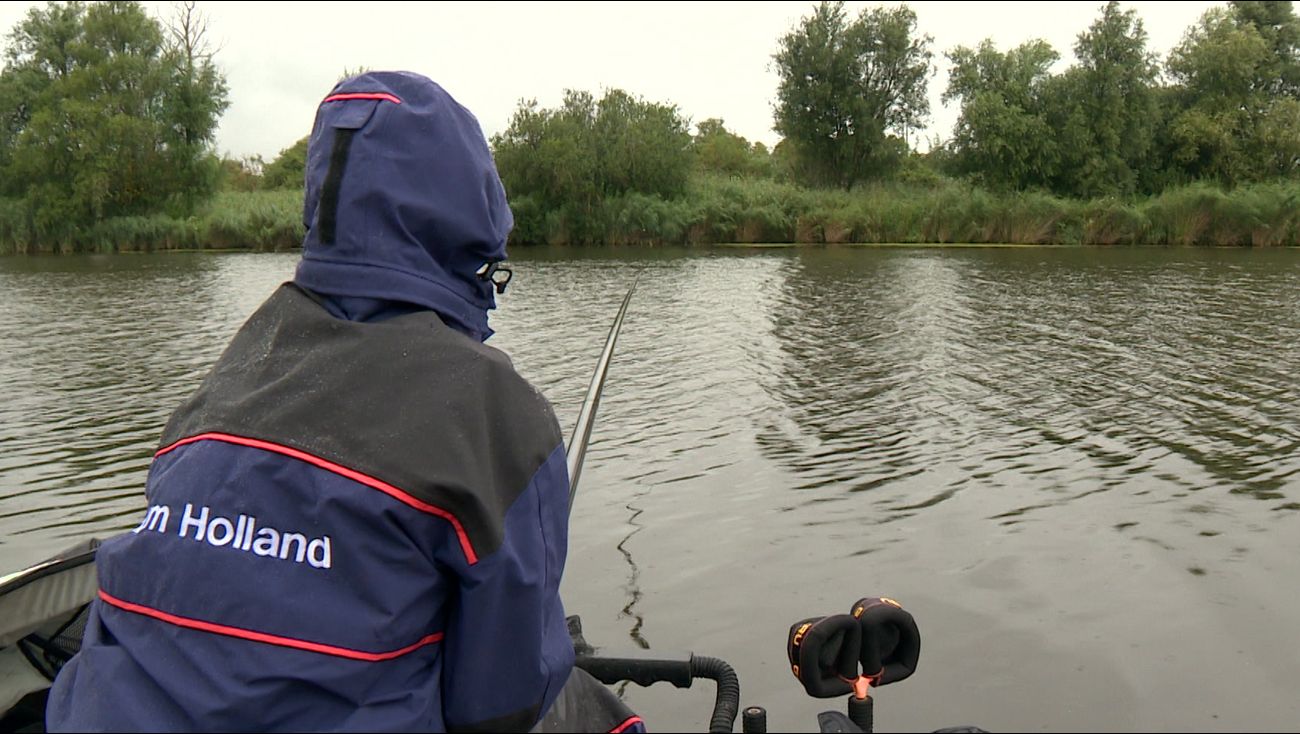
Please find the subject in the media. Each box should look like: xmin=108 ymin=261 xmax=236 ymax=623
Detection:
xmin=2 ymin=246 xmax=1299 ymax=732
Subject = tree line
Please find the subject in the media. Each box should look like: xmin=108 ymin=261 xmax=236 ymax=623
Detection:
xmin=482 ymin=0 xmax=1300 ymax=245
xmin=487 ymin=0 xmax=1300 ymax=201
xmin=941 ymin=0 xmax=1300 ymax=196
xmin=2 ymin=0 xmax=1298 ymax=253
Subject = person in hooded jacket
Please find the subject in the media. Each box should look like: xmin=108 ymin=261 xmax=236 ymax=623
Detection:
xmin=46 ymin=71 xmax=644 ymax=734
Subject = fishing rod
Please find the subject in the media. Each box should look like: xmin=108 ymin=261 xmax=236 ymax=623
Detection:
xmin=566 ymin=274 xmax=639 ymax=512
xmin=558 ymin=274 xmax=742 ymax=734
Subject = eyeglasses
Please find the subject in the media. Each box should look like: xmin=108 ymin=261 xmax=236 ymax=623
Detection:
xmin=476 ymin=261 xmax=513 ymax=295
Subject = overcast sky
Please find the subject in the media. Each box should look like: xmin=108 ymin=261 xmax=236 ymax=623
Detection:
xmin=1 ymin=1 xmax=1225 ymax=161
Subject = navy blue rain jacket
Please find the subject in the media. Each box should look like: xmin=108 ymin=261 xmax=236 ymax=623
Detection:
xmin=47 ymin=71 xmax=574 ymax=733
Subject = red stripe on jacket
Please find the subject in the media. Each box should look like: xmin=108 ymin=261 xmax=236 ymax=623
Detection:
xmin=322 ymin=92 xmax=402 ymax=104
xmin=155 ymin=432 xmax=478 ymax=564
xmin=98 ymin=590 xmax=442 ymax=661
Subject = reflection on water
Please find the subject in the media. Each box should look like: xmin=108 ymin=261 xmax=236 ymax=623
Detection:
xmin=758 ymin=249 xmax=1300 ymax=536
xmin=3 ymin=246 xmax=1300 ymax=732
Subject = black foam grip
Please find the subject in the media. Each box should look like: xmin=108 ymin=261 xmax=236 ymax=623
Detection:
xmin=787 ymin=614 xmax=862 ymax=698
xmin=850 ymin=598 xmax=920 ymax=685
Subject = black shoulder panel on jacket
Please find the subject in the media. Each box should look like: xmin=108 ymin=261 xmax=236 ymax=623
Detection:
xmin=160 ymin=283 xmax=564 ymax=560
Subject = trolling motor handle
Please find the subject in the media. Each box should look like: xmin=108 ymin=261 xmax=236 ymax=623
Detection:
xmin=568 ymin=615 xmax=740 ymax=734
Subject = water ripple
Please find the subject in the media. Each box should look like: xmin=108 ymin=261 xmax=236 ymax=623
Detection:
xmin=5 ymin=247 xmax=1300 ymax=732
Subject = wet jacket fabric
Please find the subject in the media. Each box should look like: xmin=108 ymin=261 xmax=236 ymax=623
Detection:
xmin=46 ymin=71 xmax=574 ymax=733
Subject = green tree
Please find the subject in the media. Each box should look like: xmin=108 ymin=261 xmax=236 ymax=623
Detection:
xmin=491 ymin=88 xmax=691 ymax=242
xmin=262 ymin=135 xmax=307 ymax=189
xmin=592 ymin=88 xmax=692 ymax=200
xmin=491 ymin=90 xmax=601 ymax=229
xmin=159 ymin=1 xmax=228 ymax=211
xmin=769 ymin=137 xmax=805 ymax=182
xmin=1066 ymin=0 xmax=1160 ymax=197
xmin=1230 ymin=0 xmax=1300 ymax=96
xmin=0 ymin=1 xmax=228 ymax=241
xmin=942 ymin=39 xmax=1060 ymax=190
xmin=0 ymin=2 xmax=80 ymax=196
xmin=692 ymin=118 xmax=771 ymax=178
xmin=219 ymin=154 xmax=263 ymax=192
xmin=1165 ymin=4 xmax=1300 ymax=183
xmin=772 ymin=1 xmax=933 ymax=189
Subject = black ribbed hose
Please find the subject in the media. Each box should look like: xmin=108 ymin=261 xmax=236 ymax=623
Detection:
xmin=690 ymin=655 xmax=740 ymax=733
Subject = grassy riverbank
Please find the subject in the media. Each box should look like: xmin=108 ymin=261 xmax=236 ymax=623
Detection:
xmin=559 ymin=177 xmax=1300 ymax=248
xmin=0 ymin=191 xmax=305 ymax=255
xmin=2 ymin=178 xmax=1297 ymax=254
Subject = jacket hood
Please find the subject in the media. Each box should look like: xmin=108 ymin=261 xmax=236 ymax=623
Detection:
xmin=293 ymin=71 xmax=513 ymax=341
